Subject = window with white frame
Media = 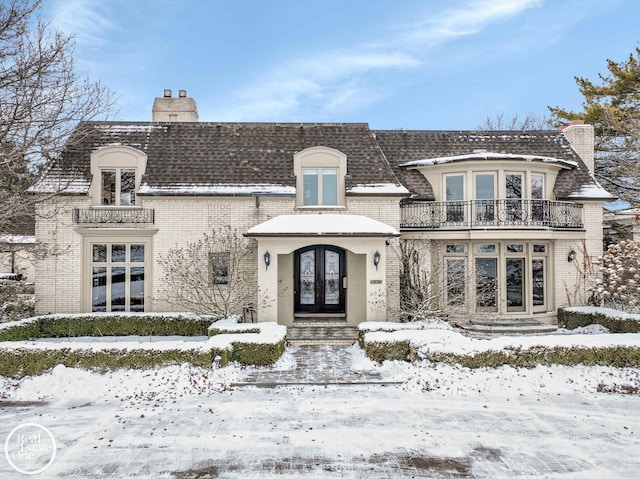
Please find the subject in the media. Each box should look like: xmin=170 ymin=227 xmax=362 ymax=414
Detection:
xmin=101 ymin=168 xmax=137 ymax=206
xmin=303 ymin=168 xmax=338 ymax=206
xmin=294 ymin=147 xmax=346 ymax=207
xmin=91 ymin=242 xmax=146 ymax=312
xmin=443 ymin=241 xmax=550 ymax=315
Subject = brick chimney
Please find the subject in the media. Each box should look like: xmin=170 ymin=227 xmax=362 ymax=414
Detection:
xmin=152 ymin=89 xmax=198 ymax=122
xmin=561 ymin=120 xmax=594 ymax=174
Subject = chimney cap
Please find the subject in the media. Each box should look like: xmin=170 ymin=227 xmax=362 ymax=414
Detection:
xmin=163 ymin=89 xmax=172 ymax=98
xmin=178 ymin=89 xmax=187 ymax=98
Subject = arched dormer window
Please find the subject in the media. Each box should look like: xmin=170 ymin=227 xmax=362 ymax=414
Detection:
xmin=89 ymin=146 xmax=147 ymax=207
xmin=294 ymin=146 xmax=347 ymax=208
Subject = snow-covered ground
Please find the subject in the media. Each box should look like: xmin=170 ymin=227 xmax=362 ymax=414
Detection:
xmin=1 ymin=314 xmax=640 ymax=477
xmin=1 ymin=339 xmax=640 ymax=478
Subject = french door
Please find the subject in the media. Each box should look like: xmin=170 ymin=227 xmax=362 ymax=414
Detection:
xmin=294 ymin=245 xmax=345 ymax=314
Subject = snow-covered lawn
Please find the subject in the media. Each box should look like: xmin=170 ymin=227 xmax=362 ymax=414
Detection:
xmin=1 ymin=314 xmax=640 ymax=477
xmin=1 ymin=339 xmax=640 ymax=477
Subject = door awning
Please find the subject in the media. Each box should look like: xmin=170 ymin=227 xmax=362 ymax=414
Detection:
xmin=245 ymin=214 xmax=400 ymax=237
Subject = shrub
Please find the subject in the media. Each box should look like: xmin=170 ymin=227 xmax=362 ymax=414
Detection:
xmin=0 ymin=313 xmax=213 ymax=341
xmin=364 ymin=340 xmax=411 ymax=363
xmin=558 ymin=308 xmax=640 ymax=333
xmin=591 ymin=240 xmax=640 ymax=312
xmin=423 ymin=346 xmax=640 ymax=369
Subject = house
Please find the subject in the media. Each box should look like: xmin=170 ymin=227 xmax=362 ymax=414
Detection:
xmin=30 ymin=91 xmax=611 ymax=329
xmin=0 ymin=214 xmax=36 ymax=282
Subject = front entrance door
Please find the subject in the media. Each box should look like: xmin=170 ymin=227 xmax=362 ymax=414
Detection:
xmin=295 ymin=245 xmax=345 ymax=314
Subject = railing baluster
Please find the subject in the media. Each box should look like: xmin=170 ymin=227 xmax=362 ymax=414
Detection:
xmin=401 ymin=200 xmax=582 ymax=230
xmin=72 ymin=208 xmax=155 ymax=224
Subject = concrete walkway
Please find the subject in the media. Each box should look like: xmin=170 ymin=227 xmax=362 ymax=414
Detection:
xmin=234 ymin=345 xmax=402 ymax=387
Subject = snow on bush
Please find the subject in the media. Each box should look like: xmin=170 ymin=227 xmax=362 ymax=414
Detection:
xmin=592 ymin=240 xmax=640 ymax=313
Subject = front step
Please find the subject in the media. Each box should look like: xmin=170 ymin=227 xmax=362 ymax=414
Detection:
xmin=286 ymin=325 xmax=358 ymax=345
xmin=462 ymin=320 xmax=557 ymax=335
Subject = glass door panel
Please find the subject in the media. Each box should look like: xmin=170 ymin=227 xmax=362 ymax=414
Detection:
xmin=475 ymin=173 xmax=495 ymax=223
xmin=532 ymin=258 xmax=546 ymax=312
xmin=476 ymin=258 xmax=497 ymax=311
xmin=506 ymin=259 xmax=525 ymax=312
xmin=300 ymin=250 xmax=316 ymax=305
xmin=445 ymin=175 xmax=465 ymax=222
xmin=505 ymin=173 xmax=523 ymax=222
xmin=295 ymin=246 xmax=345 ymax=314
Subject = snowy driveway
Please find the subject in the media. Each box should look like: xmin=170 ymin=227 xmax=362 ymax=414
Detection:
xmin=1 ymin=345 xmax=639 ymax=478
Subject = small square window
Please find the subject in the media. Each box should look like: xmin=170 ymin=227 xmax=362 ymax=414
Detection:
xmin=533 ymin=245 xmax=546 ymax=253
xmin=507 ymin=244 xmax=524 ymax=253
xmin=210 ymin=253 xmax=229 ymax=285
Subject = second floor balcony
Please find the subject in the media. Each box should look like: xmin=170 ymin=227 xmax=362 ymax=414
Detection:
xmin=73 ymin=208 xmax=155 ymax=225
xmin=400 ymin=199 xmax=583 ymax=231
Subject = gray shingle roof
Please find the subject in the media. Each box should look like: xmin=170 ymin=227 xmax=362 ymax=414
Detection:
xmin=373 ymin=130 xmax=606 ymax=200
xmin=43 ymin=123 xmax=606 ymax=201
xmin=50 ymin=122 xmax=402 ymax=194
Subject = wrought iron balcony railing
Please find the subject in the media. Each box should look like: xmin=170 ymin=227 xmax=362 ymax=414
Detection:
xmin=401 ymin=199 xmax=583 ymax=230
xmin=73 ymin=208 xmax=155 ymax=224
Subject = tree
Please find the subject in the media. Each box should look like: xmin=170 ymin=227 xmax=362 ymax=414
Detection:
xmin=158 ymin=227 xmax=258 ymax=317
xmin=549 ymin=47 xmax=640 ymax=204
xmin=478 ymin=112 xmax=550 ymax=131
xmin=0 ymin=0 xmax=114 ymax=234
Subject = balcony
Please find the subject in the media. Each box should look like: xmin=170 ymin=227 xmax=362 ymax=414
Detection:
xmin=73 ymin=208 xmax=155 ymax=224
xmin=400 ymin=199 xmax=583 ymax=230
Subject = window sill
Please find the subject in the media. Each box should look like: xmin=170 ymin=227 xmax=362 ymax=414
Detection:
xmin=296 ymin=205 xmax=347 ymax=211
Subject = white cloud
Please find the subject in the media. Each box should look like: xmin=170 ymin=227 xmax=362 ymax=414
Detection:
xmin=216 ymin=0 xmax=541 ymax=121
xmin=216 ymin=51 xmax=420 ymax=121
xmin=48 ymin=0 xmax=116 ymax=47
xmin=394 ymin=0 xmax=542 ymax=48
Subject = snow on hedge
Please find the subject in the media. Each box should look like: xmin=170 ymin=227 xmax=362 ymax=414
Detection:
xmin=365 ymin=328 xmax=640 ymax=356
xmin=0 ymin=311 xmax=206 ymax=332
xmin=358 ymin=320 xmax=454 ymax=332
xmin=564 ymin=306 xmax=640 ymax=323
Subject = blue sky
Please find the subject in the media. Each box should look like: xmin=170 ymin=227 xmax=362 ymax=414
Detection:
xmin=41 ymin=0 xmax=640 ymax=129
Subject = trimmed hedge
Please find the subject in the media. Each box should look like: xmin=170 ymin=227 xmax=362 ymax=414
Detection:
xmin=364 ymin=340 xmax=411 ymax=363
xmin=0 ymin=348 xmax=221 ymax=379
xmin=558 ymin=308 xmax=640 ymax=333
xmin=0 ymin=338 xmax=287 ymax=378
xmin=358 ymin=329 xmax=397 ymax=349
xmin=422 ymin=345 xmax=640 ymax=369
xmin=230 ymin=340 xmax=286 ymax=366
xmin=0 ymin=314 xmax=288 ymax=377
xmin=0 ymin=313 xmax=213 ymax=341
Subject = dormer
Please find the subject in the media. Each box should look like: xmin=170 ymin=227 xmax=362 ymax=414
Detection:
xmin=293 ymin=146 xmax=347 ymax=208
xmin=89 ymin=146 xmax=147 ymax=207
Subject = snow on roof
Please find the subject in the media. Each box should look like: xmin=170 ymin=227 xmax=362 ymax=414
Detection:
xmin=346 ymin=183 xmax=409 ymax=195
xmin=137 ymin=183 xmax=296 ymax=196
xmin=28 ymin=176 xmax=91 ymax=194
xmin=400 ymin=152 xmax=578 ymax=168
xmin=566 ymin=182 xmax=615 ymax=200
xmin=0 ymin=235 xmax=36 ymax=244
xmin=245 ymin=214 xmax=400 ymax=236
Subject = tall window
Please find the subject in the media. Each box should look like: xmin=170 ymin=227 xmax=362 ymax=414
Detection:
xmin=445 ymin=174 xmax=464 ymax=222
xmin=91 ymin=243 xmax=145 ymax=312
xmin=102 ymin=168 xmax=136 ymax=205
xmin=475 ymin=173 xmax=495 ymax=222
xmin=303 ymin=168 xmax=338 ymax=206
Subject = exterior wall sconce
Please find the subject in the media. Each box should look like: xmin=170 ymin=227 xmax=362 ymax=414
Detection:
xmin=255 ymin=195 xmax=260 ymax=208
xmin=264 ymin=250 xmax=271 ymax=270
xmin=568 ymin=249 xmax=576 ymax=263
xmin=373 ymin=250 xmax=381 ymax=270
